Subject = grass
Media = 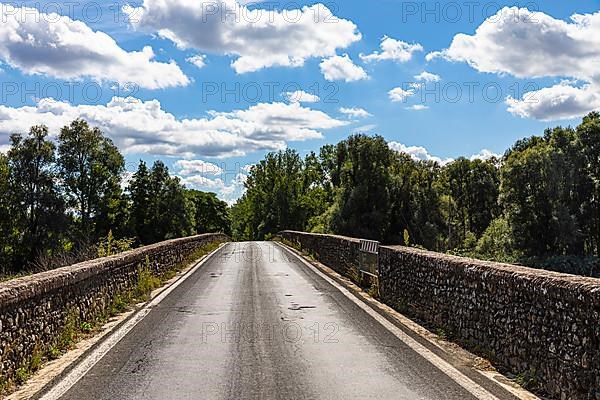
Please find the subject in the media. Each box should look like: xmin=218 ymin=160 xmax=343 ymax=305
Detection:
xmin=58 ymin=310 xmax=78 ymax=350
xmin=14 ymin=368 xmax=28 ymax=385
xmin=132 ymin=257 xmax=162 ymax=301
xmin=515 ymin=368 xmax=538 ymax=390
xmin=366 ymin=276 xmax=380 ymax=299
xmin=47 ymin=346 xmax=61 ymax=360
xmin=80 ymin=322 xmax=92 ymax=333
xmin=436 ymin=328 xmax=448 ymax=340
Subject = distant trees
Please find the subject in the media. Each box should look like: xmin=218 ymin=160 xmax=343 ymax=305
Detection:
xmin=3 ymin=113 xmax=600 ymax=276
xmin=186 ymin=190 xmax=231 ymax=236
xmin=57 ymin=119 xmax=125 ymax=241
xmin=232 ymin=150 xmax=313 ymax=240
xmin=128 ymin=160 xmax=195 ymax=244
xmin=500 ymin=116 xmax=600 ymax=259
xmin=0 ymin=120 xmax=230 ymax=275
xmin=330 ymin=135 xmax=394 ymax=241
xmin=442 ymin=157 xmax=499 ymax=250
xmin=232 ymin=113 xmax=600 ymax=275
xmin=7 ymin=126 xmax=66 ymax=266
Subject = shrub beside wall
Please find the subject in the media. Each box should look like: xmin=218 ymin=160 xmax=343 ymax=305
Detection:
xmin=279 ymin=230 xmax=600 ymax=400
xmin=0 ymin=233 xmax=228 ymax=387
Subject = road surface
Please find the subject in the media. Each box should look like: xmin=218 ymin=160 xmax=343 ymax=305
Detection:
xmin=54 ymin=242 xmax=520 ymax=400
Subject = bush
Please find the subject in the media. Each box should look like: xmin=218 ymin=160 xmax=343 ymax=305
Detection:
xmin=475 ymin=217 xmax=518 ymax=263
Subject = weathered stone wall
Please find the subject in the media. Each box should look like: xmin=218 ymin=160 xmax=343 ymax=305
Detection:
xmin=279 ymin=231 xmax=360 ymax=277
xmin=279 ymin=230 xmax=600 ymax=400
xmin=0 ymin=233 xmax=228 ymax=385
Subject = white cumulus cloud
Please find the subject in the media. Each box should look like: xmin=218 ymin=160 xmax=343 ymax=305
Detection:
xmin=390 ymin=142 xmax=500 ymax=165
xmin=389 ymin=142 xmax=452 ymax=165
xmin=283 ymin=90 xmax=320 ymax=103
xmin=320 ymin=54 xmax=368 ymax=82
xmin=0 ymin=97 xmax=348 ymax=158
xmin=175 ymin=159 xmax=223 ymax=176
xmin=506 ymin=82 xmax=600 ymax=121
xmin=429 ymin=7 xmax=600 ymax=120
xmin=124 ymin=0 xmax=361 ymax=74
xmin=339 ymin=107 xmax=372 ymax=118
xmin=179 ymin=171 xmax=248 ymax=205
xmin=360 ymin=36 xmax=423 ymax=63
xmin=405 ymin=105 xmax=428 ymax=111
xmin=388 ymin=87 xmax=415 ymax=102
xmin=186 ymin=54 xmax=207 ymax=69
xmin=352 ymin=124 xmax=377 ymax=134
xmin=0 ymin=3 xmax=189 ymax=89
xmin=414 ymin=71 xmax=441 ymax=82
xmin=470 ymin=149 xmax=500 ymax=161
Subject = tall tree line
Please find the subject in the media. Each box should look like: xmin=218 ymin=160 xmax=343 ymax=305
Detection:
xmin=232 ymin=113 xmax=600 ymax=275
xmin=0 ymin=120 xmax=230 ymax=275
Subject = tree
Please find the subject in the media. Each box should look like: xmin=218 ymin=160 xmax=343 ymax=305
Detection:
xmin=441 ymin=158 xmax=499 ymax=249
xmin=0 ymin=153 xmax=13 ymax=272
xmin=576 ymin=112 xmax=600 ymax=254
xmin=128 ymin=161 xmax=194 ymax=244
xmin=330 ymin=135 xmax=394 ymax=241
xmin=7 ymin=126 xmax=66 ymax=266
xmin=128 ymin=161 xmax=152 ymax=244
xmin=234 ymin=149 xmax=310 ymax=239
xmin=186 ymin=190 xmax=231 ymax=235
xmin=499 ymin=128 xmax=584 ymax=257
xmin=57 ymin=119 xmax=125 ymax=242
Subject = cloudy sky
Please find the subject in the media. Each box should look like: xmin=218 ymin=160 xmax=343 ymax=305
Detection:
xmin=0 ymin=0 xmax=599 ymax=203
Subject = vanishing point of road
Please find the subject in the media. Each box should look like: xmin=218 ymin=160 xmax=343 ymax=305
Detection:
xmin=52 ymin=242 xmax=523 ymax=400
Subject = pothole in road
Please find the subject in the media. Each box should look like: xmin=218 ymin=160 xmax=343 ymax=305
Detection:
xmin=288 ymin=303 xmax=317 ymax=311
xmin=209 ymin=272 xmax=222 ymax=278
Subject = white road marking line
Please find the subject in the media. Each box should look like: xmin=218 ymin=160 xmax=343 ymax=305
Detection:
xmin=39 ymin=243 xmax=227 ymax=400
xmin=275 ymin=242 xmax=502 ymax=400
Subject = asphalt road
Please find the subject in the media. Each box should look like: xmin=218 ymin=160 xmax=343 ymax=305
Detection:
xmin=56 ymin=242 xmax=519 ymax=400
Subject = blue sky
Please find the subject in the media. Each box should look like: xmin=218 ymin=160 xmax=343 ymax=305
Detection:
xmin=1 ymin=0 xmax=599 ymax=202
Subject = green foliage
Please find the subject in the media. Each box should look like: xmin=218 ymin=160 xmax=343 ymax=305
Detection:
xmin=330 ymin=135 xmax=395 ymax=241
xmin=515 ymin=368 xmax=538 ymax=390
xmin=47 ymin=346 xmax=61 ymax=360
xmin=0 ymin=119 xmax=231 ymax=276
xmin=231 ymin=149 xmax=322 ymax=240
xmin=7 ymin=126 xmax=67 ymax=269
xmin=442 ymin=157 xmax=499 ymax=249
xmin=97 ymin=230 xmax=134 ymax=257
xmin=474 ymin=217 xmax=517 ymax=263
xmin=57 ymin=119 xmax=126 ymax=242
xmin=235 ymin=113 xmax=600 ymax=276
xmin=14 ymin=368 xmax=28 ymax=385
xmin=133 ymin=258 xmax=161 ymax=301
xmin=186 ymin=190 xmax=231 ymax=235
xmin=128 ymin=161 xmax=195 ymax=245
xmin=436 ymin=328 xmax=448 ymax=340
xmin=80 ymin=322 xmax=93 ymax=333
xmin=59 ymin=310 xmax=78 ymax=349
xmin=110 ymin=294 xmax=129 ymax=315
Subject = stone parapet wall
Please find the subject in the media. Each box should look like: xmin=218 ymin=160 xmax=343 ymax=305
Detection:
xmin=0 ymin=233 xmax=228 ymax=385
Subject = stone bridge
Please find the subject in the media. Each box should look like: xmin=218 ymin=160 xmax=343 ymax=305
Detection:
xmin=0 ymin=232 xmax=598 ymax=400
